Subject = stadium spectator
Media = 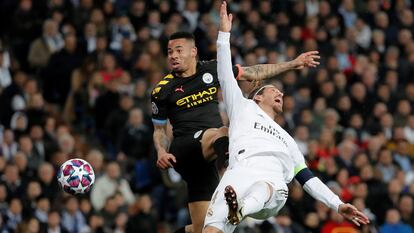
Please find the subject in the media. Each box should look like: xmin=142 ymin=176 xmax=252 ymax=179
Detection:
xmin=41 ymin=210 xmax=68 ymax=233
xmin=90 ymin=162 xmax=134 ymax=211
xmin=21 ymin=180 xmax=42 ymax=218
xmin=100 ymin=195 xmax=121 ymax=230
xmin=117 ymin=107 xmax=151 ymax=160
xmin=380 ymin=208 xmax=414 ymax=233
xmin=1 ymin=129 xmax=18 ymax=161
xmin=3 ymin=198 xmax=23 ymax=232
xmin=113 ymin=212 xmax=128 ymax=233
xmin=110 ymin=15 xmax=136 ymax=51
xmin=104 ymin=94 xmax=134 ymax=153
xmin=376 ymin=147 xmax=398 ymax=183
xmin=398 ymin=194 xmax=414 ymax=227
xmin=16 ymin=217 xmax=40 ymax=233
xmin=0 ymin=184 xmax=8 ymax=215
xmin=34 ymin=197 xmax=50 ymax=224
xmin=85 ymin=149 xmax=105 ymax=178
xmin=125 ymin=194 xmax=157 ymax=233
xmin=73 ymin=0 xmax=94 ymax=33
xmin=28 ymin=19 xmax=63 ymax=71
xmin=1 ymin=164 xmax=25 ymax=200
xmin=321 ymin=209 xmax=358 ymax=233
xmin=37 ymin=162 xmax=58 ymax=201
xmin=79 ymin=214 xmax=104 ymax=233
xmin=43 ymin=33 xmax=84 ymax=106
xmin=61 ymin=196 xmax=87 ymax=233
xmin=0 ymin=49 xmax=12 ymax=93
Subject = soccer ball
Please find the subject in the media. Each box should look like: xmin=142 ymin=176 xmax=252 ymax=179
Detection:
xmin=57 ymin=158 xmax=95 ymax=195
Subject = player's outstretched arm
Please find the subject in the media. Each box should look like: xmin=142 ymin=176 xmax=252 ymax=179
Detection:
xmin=287 ymin=115 xmax=369 ymax=226
xmin=295 ymin=167 xmax=370 ymax=226
xmin=239 ymin=51 xmax=320 ymax=81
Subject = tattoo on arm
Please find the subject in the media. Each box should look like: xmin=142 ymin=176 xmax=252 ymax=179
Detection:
xmin=153 ymin=126 xmax=170 ymax=152
xmin=241 ymin=62 xmax=293 ymax=81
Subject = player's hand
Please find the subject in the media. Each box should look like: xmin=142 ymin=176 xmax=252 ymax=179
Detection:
xmin=157 ymin=151 xmax=177 ymax=169
xmin=338 ymin=203 xmax=370 ymax=226
xmin=219 ymin=1 xmax=233 ymax=33
xmin=291 ymin=51 xmax=320 ymax=69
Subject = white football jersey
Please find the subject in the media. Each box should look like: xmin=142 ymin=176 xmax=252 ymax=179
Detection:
xmin=217 ymin=32 xmax=305 ymax=184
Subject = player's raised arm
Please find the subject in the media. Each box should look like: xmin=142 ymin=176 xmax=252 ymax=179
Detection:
xmin=217 ymin=1 xmax=246 ymax=118
xmin=238 ymin=51 xmax=321 ymax=81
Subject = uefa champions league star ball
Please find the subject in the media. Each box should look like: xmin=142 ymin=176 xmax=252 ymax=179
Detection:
xmin=57 ymin=158 xmax=95 ymax=195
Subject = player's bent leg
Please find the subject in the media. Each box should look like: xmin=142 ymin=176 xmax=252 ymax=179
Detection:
xmin=203 ymin=226 xmax=223 ymax=233
xmin=188 ymin=201 xmax=210 ymax=233
xmin=225 ymin=182 xmax=274 ymax=225
xmin=239 ymin=181 xmax=273 ymax=217
xmin=200 ymin=127 xmax=229 ymax=162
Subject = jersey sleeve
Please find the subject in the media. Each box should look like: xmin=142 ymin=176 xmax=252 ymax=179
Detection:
xmin=151 ymin=86 xmax=168 ymax=125
xmin=287 ymin=134 xmax=344 ymax=212
xmin=287 ymin=136 xmax=307 ymax=176
xmin=216 ymin=31 xmax=247 ymax=119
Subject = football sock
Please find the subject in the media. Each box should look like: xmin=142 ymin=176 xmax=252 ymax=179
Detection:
xmin=241 ymin=182 xmax=271 ymax=216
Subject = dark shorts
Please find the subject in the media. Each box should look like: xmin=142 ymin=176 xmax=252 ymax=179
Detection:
xmin=170 ymin=131 xmax=219 ymax=203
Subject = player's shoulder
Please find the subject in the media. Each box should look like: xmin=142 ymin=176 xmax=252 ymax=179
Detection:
xmin=198 ymin=60 xmax=217 ymax=68
xmin=197 ymin=60 xmax=219 ymax=76
xmin=151 ymin=73 xmax=176 ymax=98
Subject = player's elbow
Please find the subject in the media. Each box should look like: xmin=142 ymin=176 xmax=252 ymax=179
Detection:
xmin=295 ymin=168 xmax=315 ymax=186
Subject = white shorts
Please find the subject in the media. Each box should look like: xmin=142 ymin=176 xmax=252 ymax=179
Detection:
xmin=204 ymin=155 xmax=288 ymax=233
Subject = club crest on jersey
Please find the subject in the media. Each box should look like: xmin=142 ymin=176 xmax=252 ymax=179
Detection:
xmin=202 ymin=73 xmax=213 ymax=84
xmin=151 ymin=102 xmax=159 ymax=114
xmin=207 ymin=207 xmax=213 ymax=217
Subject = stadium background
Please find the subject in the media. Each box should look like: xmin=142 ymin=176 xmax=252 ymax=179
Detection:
xmin=0 ymin=0 xmax=413 ymax=232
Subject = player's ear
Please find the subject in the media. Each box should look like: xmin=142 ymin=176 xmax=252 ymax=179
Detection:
xmin=254 ymin=94 xmax=263 ymax=103
xmin=191 ymin=46 xmax=197 ymax=58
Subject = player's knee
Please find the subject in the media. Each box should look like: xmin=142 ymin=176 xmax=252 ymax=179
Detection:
xmin=192 ymin=220 xmax=205 ymax=233
xmin=210 ymin=126 xmax=229 ymax=145
xmin=185 ymin=225 xmax=194 ymax=233
xmin=264 ymin=182 xmax=273 ymax=198
xmin=252 ymin=181 xmax=273 ymax=199
xmin=202 ymin=226 xmax=221 ymax=233
xmin=216 ymin=126 xmax=228 ymax=138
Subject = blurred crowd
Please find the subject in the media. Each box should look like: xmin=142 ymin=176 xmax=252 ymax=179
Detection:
xmin=1 ymin=0 xmax=414 ymax=232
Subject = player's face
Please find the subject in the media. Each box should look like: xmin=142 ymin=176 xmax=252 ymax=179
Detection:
xmin=261 ymin=86 xmax=284 ymax=114
xmin=167 ymin=39 xmax=197 ymax=73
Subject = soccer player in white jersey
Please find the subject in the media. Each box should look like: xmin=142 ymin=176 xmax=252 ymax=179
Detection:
xmin=202 ymin=2 xmax=370 ymax=233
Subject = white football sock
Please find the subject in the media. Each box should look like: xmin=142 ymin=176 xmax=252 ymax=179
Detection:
xmin=241 ymin=181 xmax=272 ymax=216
